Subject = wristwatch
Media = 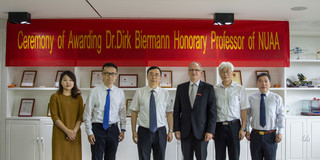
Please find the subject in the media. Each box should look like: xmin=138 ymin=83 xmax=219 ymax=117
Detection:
xmin=168 ymin=129 xmax=173 ymax=133
xmin=121 ymin=129 xmax=126 ymax=132
xmin=240 ymin=128 xmax=246 ymax=132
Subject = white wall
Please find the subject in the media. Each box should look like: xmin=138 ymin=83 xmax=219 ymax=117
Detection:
xmin=0 ymin=18 xmax=7 ymax=160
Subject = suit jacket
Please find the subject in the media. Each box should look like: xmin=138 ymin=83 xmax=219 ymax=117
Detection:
xmin=173 ymin=81 xmax=217 ymax=140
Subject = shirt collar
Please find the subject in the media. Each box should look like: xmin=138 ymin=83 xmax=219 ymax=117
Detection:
xmin=189 ymin=80 xmax=200 ymax=86
xmin=102 ymin=84 xmax=114 ymax=91
xmin=218 ymin=81 xmax=236 ymax=88
xmin=258 ymin=90 xmax=270 ymax=97
xmin=147 ymin=85 xmax=160 ymax=93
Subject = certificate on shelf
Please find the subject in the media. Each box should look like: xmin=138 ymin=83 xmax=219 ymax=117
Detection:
xmin=255 ymin=70 xmax=269 ymax=78
xmin=119 ymin=74 xmax=138 ymax=88
xmin=232 ymin=70 xmax=242 ymax=85
xmin=18 ymin=99 xmax=35 ymax=117
xmin=54 ymin=71 xmax=64 ymax=88
xmin=126 ymin=99 xmax=132 ymax=117
xmin=20 ymin=70 xmax=37 ymax=87
xmin=200 ymin=70 xmax=206 ymax=82
xmin=91 ymin=70 xmax=103 ymax=88
xmin=160 ymin=71 xmax=172 ymax=88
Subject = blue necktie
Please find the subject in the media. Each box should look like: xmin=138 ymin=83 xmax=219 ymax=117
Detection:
xmin=103 ymin=89 xmax=111 ymax=130
xmin=260 ymin=94 xmax=266 ymax=127
xmin=149 ymin=90 xmax=157 ymax=133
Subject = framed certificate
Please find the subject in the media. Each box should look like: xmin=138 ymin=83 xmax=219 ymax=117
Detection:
xmin=255 ymin=70 xmax=269 ymax=78
xmin=47 ymin=103 xmax=51 ymax=117
xmin=20 ymin=70 xmax=37 ymax=87
xmin=91 ymin=70 xmax=103 ymax=88
xmin=160 ymin=70 xmax=172 ymax=88
xmin=232 ymin=70 xmax=242 ymax=85
xmin=54 ymin=71 xmax=65 ymax=88
xmin=118 ymin=74 xmax=138 ymax=88
xmin=200 ymin=70 xmax=206 ymax=82
xmin=18 ymin=99 xmax=35 ymax=117
xmin=126 ymin=99 xmax=132 ymax=117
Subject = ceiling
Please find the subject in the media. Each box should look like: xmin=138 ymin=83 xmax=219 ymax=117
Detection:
xmin=1 ymin=0 xmax=320 ymax=34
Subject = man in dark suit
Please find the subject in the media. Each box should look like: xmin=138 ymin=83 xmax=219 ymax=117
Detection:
xmin=173 ymin=62 xmax=217 ymax=160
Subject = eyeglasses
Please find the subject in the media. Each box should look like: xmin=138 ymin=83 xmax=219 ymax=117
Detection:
xmin=188 ymin=69 xmax=202 ymax=72
xmin=220 ymin=70 xmax=232 ymax=74
xmin=148 ymin=73 xmax=161 ymax=77
xmin=102 ymin=72 xmax=117 ymax=76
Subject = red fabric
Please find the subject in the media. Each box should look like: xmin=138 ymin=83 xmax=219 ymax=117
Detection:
xmin=6 ymin=19 xmax=289 ymax=67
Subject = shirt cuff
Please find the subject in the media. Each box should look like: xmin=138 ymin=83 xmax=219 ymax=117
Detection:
xmin=120 ymin=124 xmax=126 ymax=130
xmin=86 ymin=129 xmax=93 ymax=136
xmin=277 ymin=128 xmax=283 ymax=134
xmin=246 ymin=126 xmax=250 ymax=132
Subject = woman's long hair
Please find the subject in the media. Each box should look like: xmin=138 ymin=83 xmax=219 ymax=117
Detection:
xmin=57 ymin=71 xmax=80 ymax=98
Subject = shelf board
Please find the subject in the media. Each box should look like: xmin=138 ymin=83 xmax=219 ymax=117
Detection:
xmin=245 ymin=88 xmax=284 ymax=91
xmin=80 ymin=88 xmax=139 ymax=91
xmin=7 ymin=87 xmax=177 ymax=91
xmin=80 ymin=88 xmax=93 ymax=91
xmin=286 ymin=87 xmax=320 ymax=91
xmin=7 ymin=87 xmax=58 ymax=91
xmin=6 ymin=116 xmax=52 ymax=120
xmin=290 ymin=59 xmax=320 ymax=63
xmin=8 ymin=87 xmax=285 ymax=91
xmin=81 ymin=87 xmax=177 ymax=91
xmin=164 ymin=88 xmax=177 ymax=91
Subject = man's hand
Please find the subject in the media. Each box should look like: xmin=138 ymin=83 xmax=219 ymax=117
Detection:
xmin=239 ymin=130 xmax=245 ymax=140
xmin=132 ymin=131 xmax=138 ymax=144
xmin=88 ymin=134 xmax=95 ymax=145
xmin=245 ymin=132 xmax=250 ymax=141
xmin=204 ymin=132 xmax=214 ymax=142
xmin=276 ymin=133 xmax=282 ymax=143
xmin=174 ymin=131 xmax=181 ymax=140
xmin=119 ymin=131 xmax=125 ymax=142
xmin=167 ymin=132 xmax=173 ymax=142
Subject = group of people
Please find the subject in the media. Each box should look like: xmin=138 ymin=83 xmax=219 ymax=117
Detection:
xmin=49 ymin=61 xmax=285 ymax=160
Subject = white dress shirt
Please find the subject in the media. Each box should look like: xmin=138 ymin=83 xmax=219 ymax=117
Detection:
xmin=83 ymin=84 xmax=126 ymax=135
xmin=246 ymin=91 xmax=285 ymax=134
xmin=214 ymin=81 xmax=250 ymax=122
xmin=130 ymin=86 xmax=173 ymax=128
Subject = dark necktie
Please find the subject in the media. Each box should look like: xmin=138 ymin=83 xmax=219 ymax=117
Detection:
xmin=149 ymin=90 xmax=157 ymax=133
xmin=260 ymin=94 xmax=266 ymax=127
xmin=103 ymin=89 xmax=111 ymax=130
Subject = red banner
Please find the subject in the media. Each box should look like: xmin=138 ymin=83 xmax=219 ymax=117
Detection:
xmin=6 ymin=19 xmax=289 ymax=67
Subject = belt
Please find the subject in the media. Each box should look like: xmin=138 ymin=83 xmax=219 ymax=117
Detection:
xmin=109 ymin=123 xmax=118 ymax=127
xmin=138 ymin=126 xmax=165 ymax=132
xmin=252 ymin=129 xmax=276 ymax=135
xmin=218 ymin=119 xmax=240 ymax=125
xmin=92 ymin=122 xmax=118 ymax=127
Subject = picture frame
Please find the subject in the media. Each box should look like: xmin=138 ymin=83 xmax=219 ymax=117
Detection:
xmin=255 ymin=70 xmax=270 ymax=78
xmin=126 ymin=99 xmax=132 ymax=117
xmin=20 ymin=70 xmax=37 ymax=87
xmin=18 ymin=99 xmax=35 ymax=117
xmin=90 ymin=70 xmax=103 ymax=88
xmin=118 ymin=74 xmax=138 ymax=88
xmin=54 ymin=70 xmax=65 ymax=88
xmin=232 ymin=70 xmax=242 ymax=85
xmin=160 ymin=70 xmax=173 ymax=88
xmin=200 ymin=70 xmax=206 ymax=82
xmin=47 ymin=103 xmax=51 ymax=117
